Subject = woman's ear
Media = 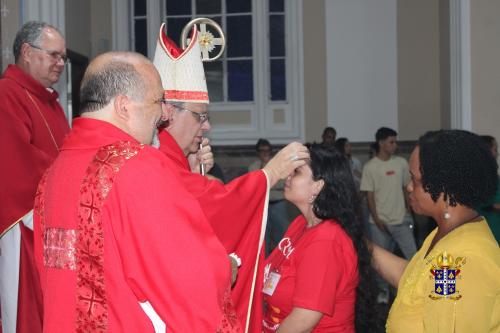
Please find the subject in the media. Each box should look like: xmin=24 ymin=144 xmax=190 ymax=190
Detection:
xmin=313 ymin=179 xmax=325 ymax=196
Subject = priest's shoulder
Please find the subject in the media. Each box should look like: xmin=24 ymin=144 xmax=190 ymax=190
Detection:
xmin=116 ymin=144 xmax=180 ymax=180
xmin=0 ymin=76 xmax=22 ymax=97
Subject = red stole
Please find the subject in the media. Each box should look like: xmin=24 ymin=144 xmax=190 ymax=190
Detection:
xmin=158 ymin=130 xmax=267 ymax=331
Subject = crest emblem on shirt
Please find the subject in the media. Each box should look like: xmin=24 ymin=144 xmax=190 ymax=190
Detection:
xmin=429 ymin=251 xmax=466 ymax=300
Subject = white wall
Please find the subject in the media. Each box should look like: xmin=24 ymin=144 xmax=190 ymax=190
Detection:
xmin=397 ymin=0 xmax=442 ymax=140
xmin=325 ymin=0 xmax=398 ymax=142
xmin=470 ymin=0 xmax=500 ymax=144
xmin=303 ymin=0 xmax=328 ymax=143
xmin=90 ymin=0 xmax=111 ymax=58
xmin=1 ymin=0 xmax=20 ymax=71
xmin=65 ymin=0 xmax=91 ymax=57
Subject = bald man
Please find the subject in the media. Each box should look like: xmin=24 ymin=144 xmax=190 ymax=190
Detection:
xmin=33 ymin=52 xmax=241 ymax=332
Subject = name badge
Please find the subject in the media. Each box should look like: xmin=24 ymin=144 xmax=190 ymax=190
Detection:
xmin=262 ymin=271 xmax=281 ymax=296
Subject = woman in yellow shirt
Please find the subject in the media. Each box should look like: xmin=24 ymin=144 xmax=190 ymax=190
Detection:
xmin=372 ymin=130 xmax=500 ymax=332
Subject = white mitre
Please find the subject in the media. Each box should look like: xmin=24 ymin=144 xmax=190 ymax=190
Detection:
xmin=153 ymin=23 xmax=209 ymax=104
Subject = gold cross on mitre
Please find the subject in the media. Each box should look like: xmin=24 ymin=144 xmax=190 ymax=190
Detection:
xmin=181 ymin=18 xmax=226 ymax=62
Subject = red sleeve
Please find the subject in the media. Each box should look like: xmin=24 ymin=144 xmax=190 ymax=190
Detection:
xmin=292 ymin=240 xmax=342 ymax=316
xmin=178 ymin=168 xmax=269 ymax=330
xmin=108 ymin=152 xmax=228 ymax=332
xmin=180 ymin=169 xmax=267 ymax=251
xmin=158 ymin=131 xmax=269 ymax=330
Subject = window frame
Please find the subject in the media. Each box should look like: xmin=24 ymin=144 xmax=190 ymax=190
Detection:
xmin=120 ymin=0 xmax=304 ymax=145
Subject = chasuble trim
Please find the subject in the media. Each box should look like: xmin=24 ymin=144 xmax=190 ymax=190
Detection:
xmin=43 ymin=228 xmax=77 ymax=270
xmin=35 ymin=141 xmax=144 ymax=331
xmin=37 ymin=171 xmax=75 ymax=271
xmin=75 ymin=140 xmax=143 ymax=332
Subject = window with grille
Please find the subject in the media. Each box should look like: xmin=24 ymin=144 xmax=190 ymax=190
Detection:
xmin=129 ymin=0 xmax=302 ymax=144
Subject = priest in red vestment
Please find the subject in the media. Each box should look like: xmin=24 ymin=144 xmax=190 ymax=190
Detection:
xmin=152 ymin=23 xmax=309 ymax=332
xmin=0 ymin=22 xmax=69 ymax=333
xmin=34 ymin=51 xmax=249 ymax=332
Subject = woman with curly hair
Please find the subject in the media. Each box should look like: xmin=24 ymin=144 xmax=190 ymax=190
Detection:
xmin=261 ymin=144 xmax=378 ymax=332
xmin=373 ymin=130 xmax=500 ymax=332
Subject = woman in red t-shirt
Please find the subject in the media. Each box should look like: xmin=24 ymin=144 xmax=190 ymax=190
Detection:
xmin=262 ymin=144 xmax=379 ymax=332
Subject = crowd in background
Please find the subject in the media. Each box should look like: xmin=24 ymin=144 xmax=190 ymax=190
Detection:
xmin=249 ymin=125 xmax=500 ymax=315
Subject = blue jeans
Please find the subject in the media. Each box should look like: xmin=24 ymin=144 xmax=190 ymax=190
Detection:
xmin=369 ymin=213 xmax=417 ymax=294
xmin=265 ymin=200 xmax=289 ymax=256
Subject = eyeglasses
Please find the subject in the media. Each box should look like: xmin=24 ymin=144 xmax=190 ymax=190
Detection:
xmin=173 ymin=105 xmax=210 ymax=124
xmin=29 ymin=44 xmax=68 ymax=64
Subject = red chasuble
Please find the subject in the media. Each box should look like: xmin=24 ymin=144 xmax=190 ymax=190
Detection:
xmin=0 ymin=64 xmax=69 ymax=333
xmin=158 ymin=130 xmax=268 ymax=332
xmin=0 ymin=64 xmax=69 ymax=234
xmin=34 ymin=118 xmax=240 ymax=332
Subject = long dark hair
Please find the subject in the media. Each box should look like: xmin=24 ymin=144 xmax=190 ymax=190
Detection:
xmin=308 ymin=144 xmax=379 ymax=332
xmin=334 ymin=137 xmax=349 ymax=156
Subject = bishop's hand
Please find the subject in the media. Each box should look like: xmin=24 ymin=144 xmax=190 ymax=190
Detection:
xmin=188 ymin=137 xmax=214 ymax=174
xmin=263 ymin=142 xmax=309 ymax=187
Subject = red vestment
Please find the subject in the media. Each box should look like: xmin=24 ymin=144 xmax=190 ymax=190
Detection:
xmin=0 ymin=64 xmax=69 ymax=333
xmin=0 ymin=64 xmax=69 ymax=234
xmin=34 ymin=118 xmax=239 ymax=332
xmin=158 ymin=130 xmax=268 ymax=332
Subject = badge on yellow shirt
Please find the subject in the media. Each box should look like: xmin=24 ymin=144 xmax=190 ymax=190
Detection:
xmin=429 ymin=251 xmax=466 ymax=300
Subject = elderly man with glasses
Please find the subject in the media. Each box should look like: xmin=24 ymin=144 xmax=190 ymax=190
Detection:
xmin=0 ymin=21 xmax=70 ymax=333
xmin=153 ymin=23 xmax=309 ymax=332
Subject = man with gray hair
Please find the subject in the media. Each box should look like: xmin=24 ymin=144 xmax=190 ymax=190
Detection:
xmin=33 ymin=51 xmax=248 ymax=332
xmin=0 ymin=21 xmax=69 ymax=333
